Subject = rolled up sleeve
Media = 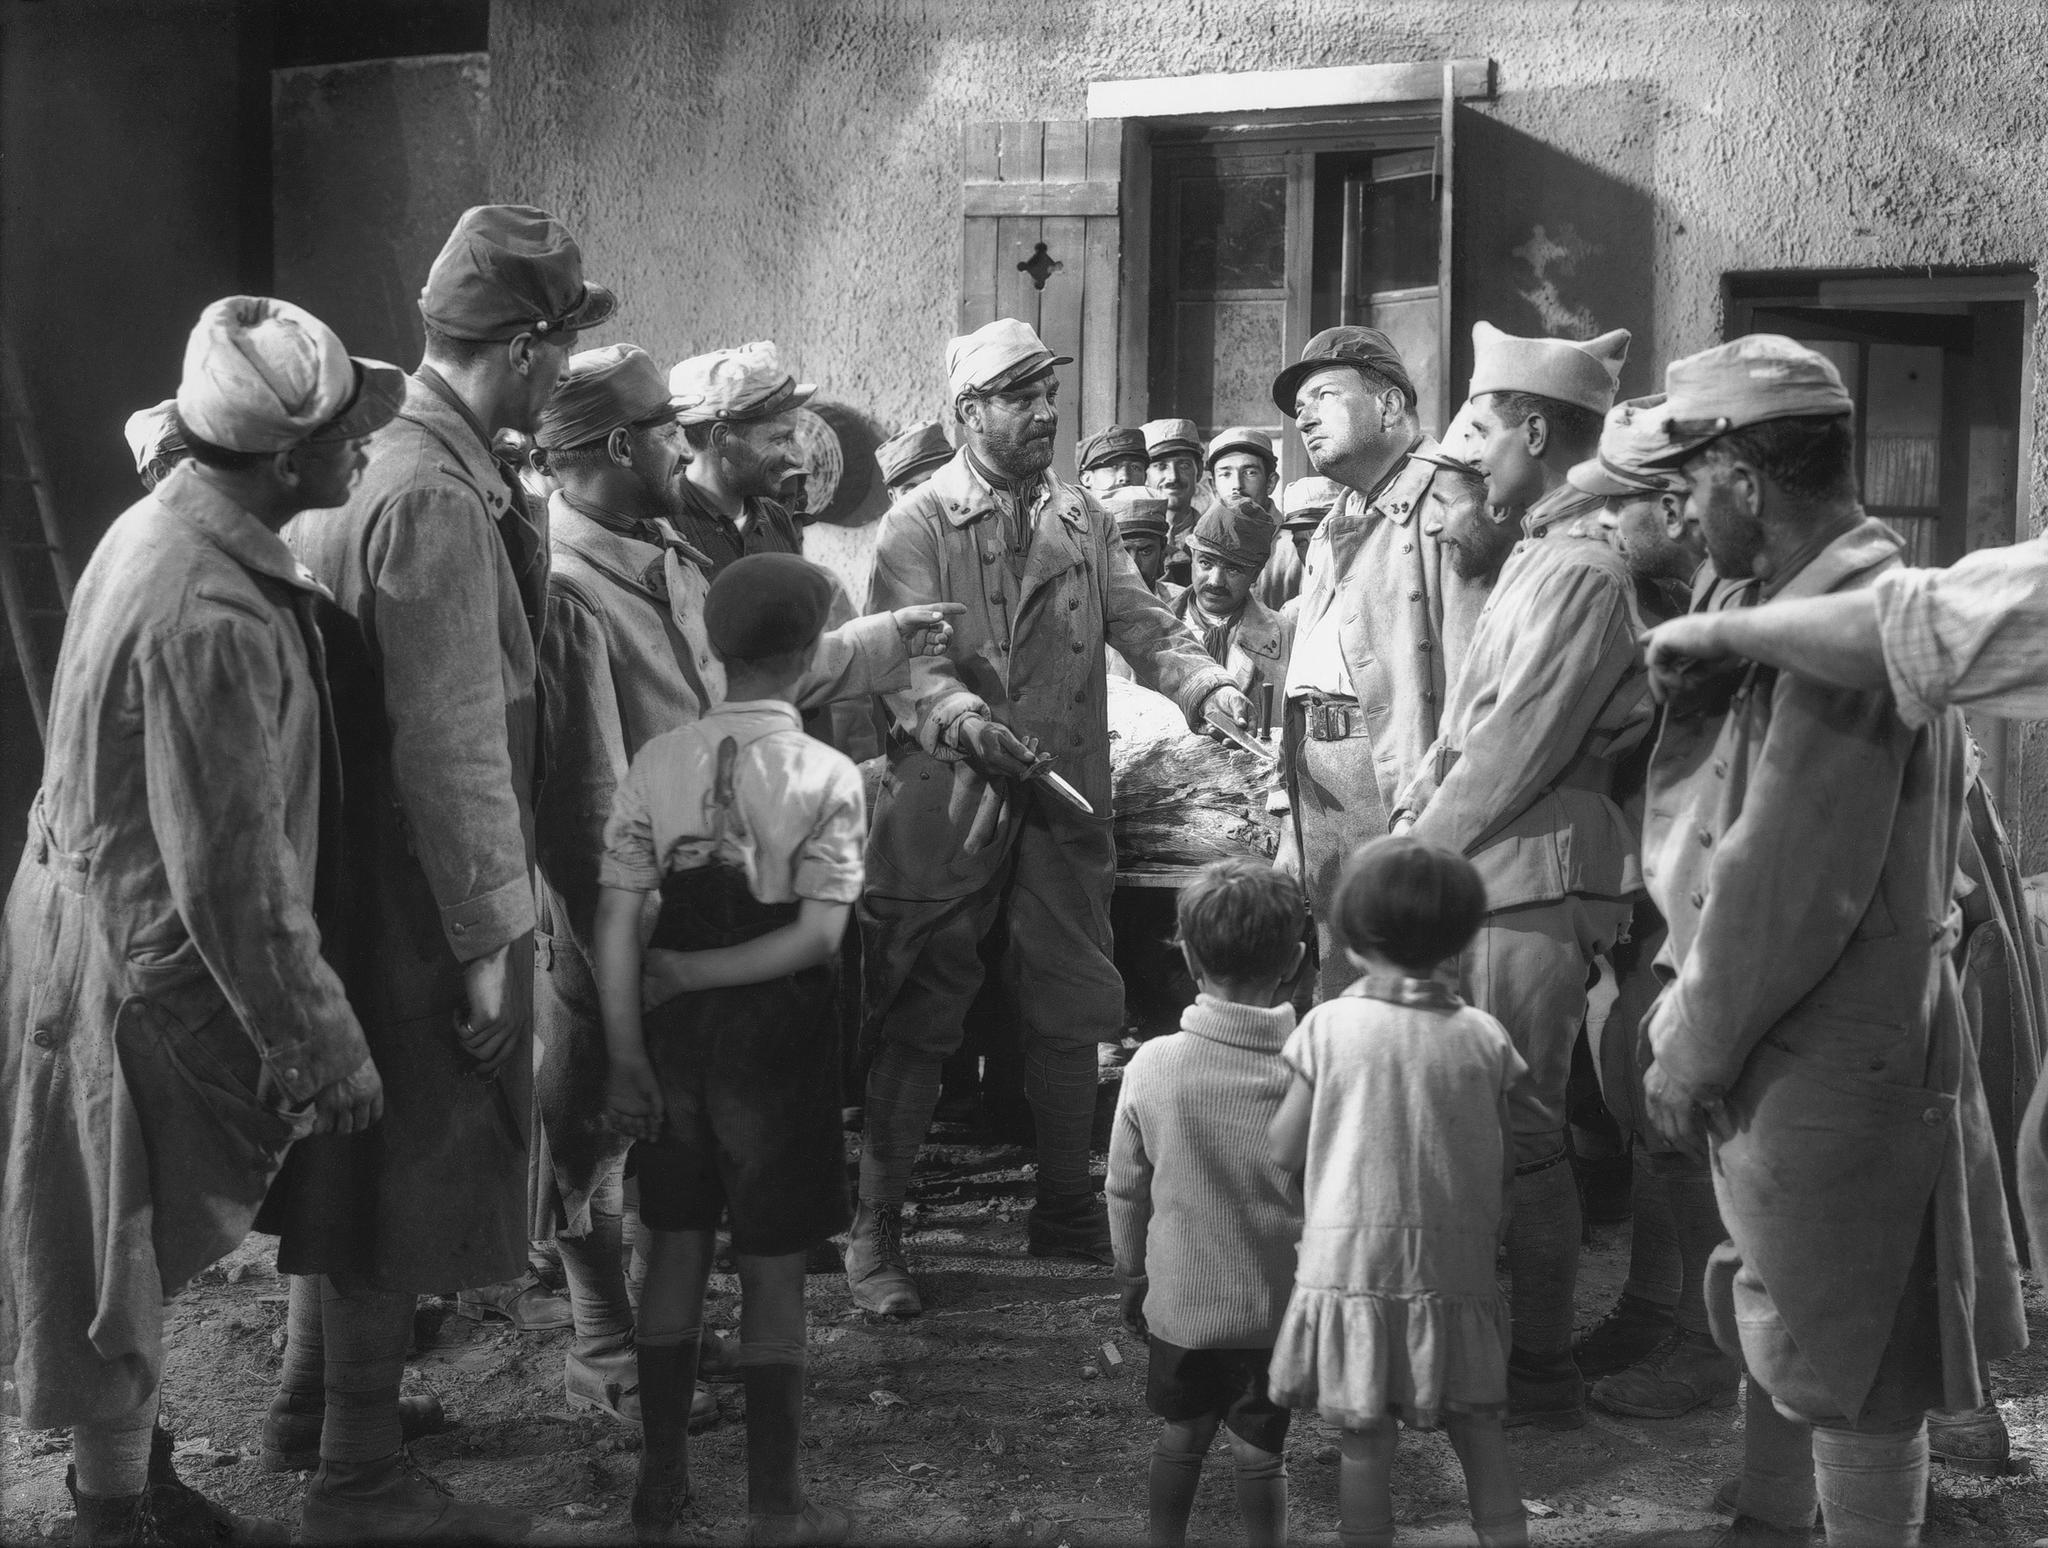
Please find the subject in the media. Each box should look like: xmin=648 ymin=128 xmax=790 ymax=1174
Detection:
xmin=143 ymin=621 xmax=370 ymax=1104
xmin=1873 ymin=543 xmax=2048 ymax=729
xmin=368 ymin=487 xmax=536 ymax=959
xmin=597 ymin=758 xmax=662 ymax=895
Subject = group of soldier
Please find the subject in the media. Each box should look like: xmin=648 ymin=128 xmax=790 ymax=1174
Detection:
xmin=0 ymin=188 xmax=2038 ymax=1548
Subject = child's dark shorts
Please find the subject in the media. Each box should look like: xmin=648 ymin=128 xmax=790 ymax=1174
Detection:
xmin=631 ymin=863 xmax=851 ymax=1257
xmin=1145 ymin=1338 xmax=1291 ymax=1453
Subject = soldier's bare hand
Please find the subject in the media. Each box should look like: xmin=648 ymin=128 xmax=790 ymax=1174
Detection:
xmin=311 ymin=1054 xmax=384 ymax=1136
xmin=1643 ymin=614 xmax=1732 ymax=704
xmin=892 ymin=602 xmax=965 ymax=656
xmin=958 ymin=715 xmax=1041 ymax=780
xmin=457 ymin=938 xmax=530 ymax=1077
xmin=1205 ymin=684 xmax=1255 ymax=730
xmin=1643 ymin=1060 xmax=1711 ymax=1163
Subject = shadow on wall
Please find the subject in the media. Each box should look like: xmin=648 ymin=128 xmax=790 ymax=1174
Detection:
xmin=1454 ymin=97 xmax=1658 ymax=397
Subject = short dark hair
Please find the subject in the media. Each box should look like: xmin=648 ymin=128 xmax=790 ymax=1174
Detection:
xmin=1332 ymin=835 xmax=1487 ymax=975
xmin=1175 ymin=858 xmax=1304 ymax=982
xmin=1488 ymin=390 xmax=1604 ymax=458
xmin=171 ymin=409 xmax=269 ymax=472
xmin=421 ymin=322 xmax=502 ymax=369
xmin=1710 ymin=413 xmax=1858 ymax=504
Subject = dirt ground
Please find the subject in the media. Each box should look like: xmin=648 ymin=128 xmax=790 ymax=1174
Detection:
xmin=8 ymin=1099 xmax=2048 ymax=1547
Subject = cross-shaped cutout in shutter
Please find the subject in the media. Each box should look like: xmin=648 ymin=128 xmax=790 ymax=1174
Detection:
xmin=1017 ymin=242 xmax=1063 ymax=291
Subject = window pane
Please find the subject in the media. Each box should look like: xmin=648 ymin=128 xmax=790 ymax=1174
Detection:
xmin=1175 ymin=172 xmax=1287 ymax=292
xmin=1173 ymin=299 xmax=1287 ymax=432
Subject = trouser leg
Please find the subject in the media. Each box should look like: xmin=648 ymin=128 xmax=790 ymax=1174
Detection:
xmin=1291 ymin=727 xmax=1391 ymax=1004
xmin=1656 ymin=1152 xmax=1726 ymax=1339
xmin=317 ymin=1277 xmax=416 ymax=1465
xmin=1813 ymin=1418 xmax=1928 ymax=1546
xmin=1621 ymin=1152 xmax=1680 ymax=1309
xmin=558 ymin=1158 xmax=634 ymax=1345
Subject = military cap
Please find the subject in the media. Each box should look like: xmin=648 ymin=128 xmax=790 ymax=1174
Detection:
xmin=1468 ymin=320 xmax=1631 ymax=415
xmin=1641 ymin=334 xmax=1856 ymax=465
xmin=946 ymin=318 xmax=1071 ymax=401
xmin=876 ymin=419 xmax=954 ymax=489
xmin=1078 ymin=424 xmax=1146 ymax=472
xmin=177 ymin=296 xmax=404 ymax=454
xmin=1407 ymin=399 xmax=1489 ymax=480
xmin=1279 ymin=474 xmax=1340 ymax=531
xmin=1141 ymin=417 xmax=1203 ymax=461
xmin=1189 ymin=496 xmax=1279 ymax=571
xmin=1205 ymin=425 xmax=1276 ymax=470
xmin=1103 ymin=485 xmax=1170 ymax=540
xmin=1567 ymin=393 xmax=1688 ymax=497
xmin=536 ymin=343 xmax=675 ymax=452
xmin=1272 ymin=325 xmax=1417 ymax=418
xmin=704 ymin=552 xmax=837 ymax=662
xmin=124 ymin=399 xmax=186 ymax=476
xmin=419 ymin=204 xmax=616 ymax=344
xmin=669 ymin=341 xmax=816 ymax=426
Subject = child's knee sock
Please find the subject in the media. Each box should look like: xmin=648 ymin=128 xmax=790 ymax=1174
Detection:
xmin=1230 ymin=1442 xmax=1287 ymax=1548
xmin=1146 ymin=1438 xmax=1205 ymax=1547
xmin=738 ymin=1339 xmax=811 ymax=1520
xmin=1812 ymin=1420 xmax=1928 ymax=1547
xmin=72 ymin=1390 xmax=161 ymax=1499
xmin=1442 ymin=1412 xmax=1527 ymax=1548
xmin=1337 ymin=1426 xmax=1396 ymax=1548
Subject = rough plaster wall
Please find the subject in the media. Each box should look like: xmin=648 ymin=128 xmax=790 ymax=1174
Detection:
xmin=490 ymin=0 xmax=2048 ymax=862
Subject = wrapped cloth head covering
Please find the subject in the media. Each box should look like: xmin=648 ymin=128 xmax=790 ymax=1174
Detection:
xmin=1568 ymin=393 xmax=1689 ymax=497
xmin=1408 ymin=399 xmax=1490 ymax=480
xmin=1103 ymin=485 xmax=1170 ymax=540
xmin=1279 ymin=474 xmax=1340 ymax=531
xmin=124 ymin=399 xmax=186 ymax=475
xmin=1272 ymin=325 xmax=1417 ymax=417
xmin=946 ymin=318 xmax=1070 ymax=401
xmin=176 ymin=296 xmax=404 ymax=453
xmin=536 ymin=343 xmax=675 ymax=451
xmin=876 ymin=420 xmax=955 ymax=488
xmin=1468 ymin=320 xmax=1631 ymax=415
xmin=1189 ymin=495 xmax=1279 ymax=570
xmin=704 ymin=552 xmax=837 ymax=661
xmin=1078 ymin=424 xmax=1146 ymax=471
xmin=1141 ymin=417 xmax=1203 ymax=461
xmin=1641 ymin=334 xmax=1857 ymax=465
xmin=418 ymin=204 xmax=617 ymax=343
xmin=669 ymin=341 xmax=816 ymax=425
xmin=1205 ymin=425 xmax=1275 ymax=469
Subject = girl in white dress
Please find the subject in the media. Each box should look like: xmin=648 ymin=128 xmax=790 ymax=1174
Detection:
xmin=1267 ymin=836 xmax=1529 ymax=1547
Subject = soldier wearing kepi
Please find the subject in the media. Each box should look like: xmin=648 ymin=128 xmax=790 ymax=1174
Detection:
xmin=1104 ymin=484 xmax=1183 ymax=605
xmin=877 ymin=419 xmax=956 ymax=501
xmin=1274 ymin=326 xmax=1491 ymax=1001
xmin=1636 ymin=337 xmax=2024 ymax=1546
xmin=257 ymin=204 xmax=614 ymax=1542
xmin=0 ymin=296 xmax=400 ymax=1546
xmin=668 ymin=341 xmax=813 ymax=574
xmin=1143 ymin=415 xmax=1206 ymax=584
xmin=529 ymin=344 xmax=960 ymax=1432
xmin=1256 ymin=474 xmax=1337 ymax=611
xmin=1205 ymin=425 xmax=1277 ymax=507
xmin=1077 ymin=423 xmax=1149 ymax=499
xmin=849 ymin=319 xmax=1251 ymax=1316
xmin=1392 ymin=322 xmax=1650 ymax=1430
xmin=1177 ymin=496 xmax=1292 ymax=703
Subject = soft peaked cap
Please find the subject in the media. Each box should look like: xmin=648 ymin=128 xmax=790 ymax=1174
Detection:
xmin=1468 ymin=321 xmax=1631 ymax=415
xmin=1567 ymin=394 xmax=1688 ymax=497
xmin=947 ymin=318 xmax=1070 ymax=401
xmin=176 ymin=296 xmax=404 ymax=453
xmin=536 ymin=343 xmax=675 ymax=451
xmin=418 ymin=204 xmax=617 ymax=343
xmin=1642 ymin=334 xmax=1857 ymax=464
xmin=669 ymin=341 xmax=816 ymax=425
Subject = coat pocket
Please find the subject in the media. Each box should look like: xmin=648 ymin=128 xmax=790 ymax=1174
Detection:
xmin=117 ymin=980 xmax=309 ymax=1158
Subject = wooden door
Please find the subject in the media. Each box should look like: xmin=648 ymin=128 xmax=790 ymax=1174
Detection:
xmin=961 ymin=119 xmax=1125 ymax=484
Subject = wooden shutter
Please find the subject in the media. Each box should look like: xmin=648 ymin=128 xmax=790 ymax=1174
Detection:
xmin=961 ymin=120 xmax=1125 ymax=484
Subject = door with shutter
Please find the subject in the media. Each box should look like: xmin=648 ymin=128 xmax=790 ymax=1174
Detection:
xmin=960 ymin=119 xmax=1126 ymax=485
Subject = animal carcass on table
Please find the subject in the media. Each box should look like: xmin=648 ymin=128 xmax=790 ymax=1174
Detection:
xmin=1108 ymin=676 xmax=1279 ymax=871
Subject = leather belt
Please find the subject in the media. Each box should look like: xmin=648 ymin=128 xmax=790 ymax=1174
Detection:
xmin=1296 ymin=694 xmax=1369 ymax=743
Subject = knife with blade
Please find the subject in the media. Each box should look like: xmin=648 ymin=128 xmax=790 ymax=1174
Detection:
xmin=1022 ymin=756 xmax=1096 ymax=817
xmin=1204 ymin=704 xmax=1281 ymax=766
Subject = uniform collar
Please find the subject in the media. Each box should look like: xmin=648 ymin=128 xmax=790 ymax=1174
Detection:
xmin=1522 ymin=483 xmax=1606 ymax=540
xmin=401 ymin=371 xmax=513 ymax=520
xmin=1233 ymin=593 xmax=1286 ymax=658
xmin=1766 ymin=513 xmax=1902 ymax=601
xmin=154 ymin=464 xmax=332 ymax=598
xmin=704 ymin=697 xmax=804 ymax=730
xmin=549 ymin=491 xmax=715 ymax=602
xmin=930 ymin=449 xmax=1085 ymax=532
xmin=1334 ymin=436 xmax=1433 ymax=528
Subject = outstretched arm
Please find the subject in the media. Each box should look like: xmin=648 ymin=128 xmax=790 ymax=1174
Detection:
xmin=1644 ymin=592 xmax=1885 ymax=700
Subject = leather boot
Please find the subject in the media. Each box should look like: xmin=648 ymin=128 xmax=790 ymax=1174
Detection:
xmin=1928 ymin=1400 xmax=2012 ymax=1475
xmin=1591 ymin=1330 xmax=1740 ymax=1419
xmin=1025 ymin=1190 xmax=1113 ymax=1265
xmin=741 ymin=1362 xmax=849 ymax=1546
xmin=1504 ymin=1347 xmax=1586 ymax=1430
xmin=632 ymin=1341 xmax=700 ymax=1544
xmin=843 ymin=1201 xmax=921 ymax=1316
xmin=143 ymin=1427 xmax=290 ymax=1544
xmin=67 ymin=1468 xmax=147 ymax=1548
xmin=298 ymin=1450 xmax=531 ymax=1542
xmin=1573 ymin=1292 xmax=1675 ymax=1379
xmin=260 ymin=1392 xmax=447 ymax=1473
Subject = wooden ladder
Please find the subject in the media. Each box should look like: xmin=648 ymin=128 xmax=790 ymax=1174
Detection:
xmin=0 ymin=326 xmax=75 ymax=744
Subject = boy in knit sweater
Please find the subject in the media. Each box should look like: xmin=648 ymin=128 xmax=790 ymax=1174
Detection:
xmin=1108 ymin=858 xmax=1307 ymax=1548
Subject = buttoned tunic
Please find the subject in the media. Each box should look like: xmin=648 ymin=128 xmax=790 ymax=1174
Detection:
xmin=531 ymin=497 xmax=904 ymax=1233
xmin=1172 ymin=589 xmax=1294 ymax=704
xmin=1 ymin=470 xmax=368 ymax=1424
xmin=1644 ymin=517 xmax=2024 ymax=1424
xmin=258 ymin=371 xmax=546 ymax=1293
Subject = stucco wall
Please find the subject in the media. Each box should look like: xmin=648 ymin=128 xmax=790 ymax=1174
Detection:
xmin=488 ymin=0 xmax=2048 ymax=861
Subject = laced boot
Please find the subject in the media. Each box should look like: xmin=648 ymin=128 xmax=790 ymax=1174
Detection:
xmin=260 ymin=1392 xmax=447 ymax=1473
xmin=1591 ymin=1330 xmax=1741 ymax=1419
xmin=298 ymin=1449 xmax=531 ymax=1542
xmin=142 ymin=1427 xmax=289 ymax=1544
xmin=741 ymin=1361 xmax=849 ymax=1546
xmin=1573 ymin=1292 xmax=1675 ymax=1379
xmin=631 ymin=1341 xmax=701 ymax=1544
xmin=844 ymin=1201 xmax=921 ymax=1316
xmin=67 ymin=1469 xmax=149 ymax=1548
xmin=1928 ymin=1400 xmax=2012 ymax=1476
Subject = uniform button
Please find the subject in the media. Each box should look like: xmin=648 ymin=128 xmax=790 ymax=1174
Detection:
xmin=1422 ymin=689 xmax=1435 ymax=703
xmin=1073 ymin=690 xmax=1085 ymax=704
xmin=1922 ymin=1107 xmax=1943 ymax=1127
xmin=452 ymin=922 xmax=466 ymax=934
xmin=1068 ymin=597 xmax=1079 ymax=610
xmin=1401 ymin=541 xmax=1414 ymax=554
xmin=1071 ymin=641 xmax=1084 ymax=653
xmin=1409 ymin=589 xmax=1423 ymax=600
xmin=285 ymin=1067 xmax=301 ymax=1083
xmin=1712 ymin=760 xmax=1728 ymax=777
xmin=30 ymin=1028 xmax=54 ymax=1049
xmin=1689 ymin=890 xmax=1705 ymax=908
xmin=1418 ymin=640 xmax=1431 ymax=653
xmin=1697 ymin=829 xmax=1712 ymax=847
